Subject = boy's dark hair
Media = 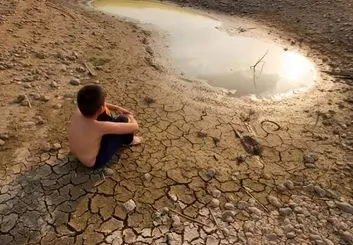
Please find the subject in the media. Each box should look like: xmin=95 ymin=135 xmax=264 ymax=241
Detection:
xmin=77 ymin=85 xmax=105 ymax=117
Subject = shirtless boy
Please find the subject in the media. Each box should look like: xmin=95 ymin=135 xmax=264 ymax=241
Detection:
xmin=69 ymin=84 xmax=141 ymax=169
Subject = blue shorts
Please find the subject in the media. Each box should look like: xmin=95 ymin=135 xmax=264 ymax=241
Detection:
xmin=94 ymin=112 xmax=133 ymax=169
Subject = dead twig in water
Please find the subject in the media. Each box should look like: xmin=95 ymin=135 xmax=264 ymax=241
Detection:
xmin=241 ymin=185 xmax=269 ymax=213
xmin=170 ymin=209 xmax=208 ymax=227
xmin=250 ymin=50 xmax=269 ymax=92
xmin=24 ymin=94 xmax=32 ymax=108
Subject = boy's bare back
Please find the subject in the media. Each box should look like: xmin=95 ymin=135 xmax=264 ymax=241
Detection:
xmin=69 ymin=109 xmax=101 ymax=167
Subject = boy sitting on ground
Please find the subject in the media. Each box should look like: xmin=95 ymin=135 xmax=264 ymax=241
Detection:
xmin=69 ymin=84 xmax=141 ymax=169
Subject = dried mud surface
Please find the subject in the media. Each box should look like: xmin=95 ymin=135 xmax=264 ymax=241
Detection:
xmin=0 ymin=0 xmax=352 ymax=244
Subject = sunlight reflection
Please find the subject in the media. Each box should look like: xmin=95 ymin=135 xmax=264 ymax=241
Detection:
xmin=280 ymin=51 xmax=315 ymax=81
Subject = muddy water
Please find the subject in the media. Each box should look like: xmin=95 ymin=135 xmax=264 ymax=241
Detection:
xmin=94 ymin=0 xmax=317 ymax=98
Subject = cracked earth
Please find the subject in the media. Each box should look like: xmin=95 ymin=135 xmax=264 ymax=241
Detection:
xmin=0 ymin=0 xmax=352 ymax=244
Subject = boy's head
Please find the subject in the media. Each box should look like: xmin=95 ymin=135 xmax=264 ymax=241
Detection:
xmin=77 ymin=85 xmax=105 ymax=118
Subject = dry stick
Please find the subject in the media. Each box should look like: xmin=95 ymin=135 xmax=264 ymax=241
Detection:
xmin=24 ymin=95 xmax=32 ymax=108
xmin=209 ymin=208 xmax=219 ymax=227
xmin=250 ymin=50 xmax=269 ymax=92
xmin=241 ymin=185 xmax=269 ymax=213
xmin=323 ymin=70 xmax=353 ymax=79
xmin=244 ymin=122 xmax=257 ymax=136
xmin=46 ymin=2 xmax=76 ymax=20
xmin=169 ymin=209 xmax=208 ymax=227
xmin=84 ymin=61 xmax=97 ymax=76
xmin=313 ymin=111 xmax=320 ymax=129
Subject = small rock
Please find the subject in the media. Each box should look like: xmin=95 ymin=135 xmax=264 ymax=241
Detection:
xmin=222 ymin=215 xmax=234 ymax=223
xmin=0 ymin=139 xmax=5 ymax=146
xmin=197 ymin=130 xmax=207 ymax=137
xmin=70 ymin=78 xmax=80 ymax=86
xmin=143 ymin=97 xmax=155 ymax=105
xmin=37 ymin=116 xmax=45 ymax=125
xmin=336 ymin=201 xmax=353 ymax=214
xmin=236 ymin=155 xmax=247 ymax=163
xmin=263 ymin=173 xmax=271 ymax=179
xmin=206 ymin=236 xmax=218 ymax=245
xmin=0 ymin=134 xmax=8 ymax=140
xmin=212 ymin=189 xmax=221 ymax=198
xmin=76 ymin=66 xmax=86 ymax=73
xmin=221 ymin=227 xmax=230 ymax=236
xmin=145 ymin=46 xmax=154 ymax=56
xmin=41 ymin=143 xmax=52 ymax=152
xmin=286 ymin=232 xmax=296 ymax=239
xmin=21 ymin=100 xmax=29 ymax=107
xmin=171 ymin=214 xmax=181 ymax=228
xmin=309 ymin=234 xmax=321 ymax=241
xmin=40 ymin=95 xmax=50 ymax=102
xmin=237 ymin=201 xmax=248 ymax=209
xmin=305 ymin=163 xmax=316 ymax=169
xmin=53 ymin=143 xmax=61 ymax=150
xmin=21 ymin=121 xmax=36 ymax=127
xmin=123 ymin=228 xmax=136 ymax=244
xmin=279 ymin=207 xmax=292 ymax=216
xmin=161 ymin=207 xmax=169 ymax=215
xmin=313 ymin=185 xmax=327 ymax=197
xmin=303 ymin=152 xmax=318 ymax=164
xmin=16 ymin=94 xmax=25 ymax=103
xmin=224 ymin=202 xmax=235 ymax=210
xmin=277 ymin=184 xmax=287 ymax=192
xmin=222 ymin=210 xmax=235 ymax=223
xmin=340 ymin=231 xmax=353 ymax=242
xmin=123 ymin=199 xmax=136 ymax=213
xmin=50 ymin=81 xmax=59 ymax=88
xmin=294 ymin=207 xmax=303 ymax=213
xmin=144 ymin=173 xmax=152 ymax=182
xmin=326 ymin=201 xmax=335 ymax=208
xmin=337 ymin=101 xmax=345 ymax=108
xmin=248 ymin=206 xmax=262 ymax=216
xmin=168 ymin=192 xmax=178 ymax=202
xmin=267 ymin=195 xmax=282 ymax=208
xmin=243 ymin=220 xmax=255 ymax=232
xmin=53 ymin=104 xmax=62 ymax=109
xmin=323 ymin=238 xmax=334 ymax=245
xmin=209 ymin=198 xmax=220 ymax=208
xmin=198 ymin=207 xmax=209 ymax=217
xmin=284 ymin=180 xmax=294 ymax=190
xmin=206 ymin=168 xmax=216 ymax=179
xmin=283 ymin=224 xmax=294 ymax=233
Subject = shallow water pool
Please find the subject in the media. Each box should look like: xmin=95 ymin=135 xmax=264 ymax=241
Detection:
xmin=94 ymin=0 xmax=317 ymax=98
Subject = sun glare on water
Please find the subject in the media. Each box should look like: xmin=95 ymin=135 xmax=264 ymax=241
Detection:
xmin=280 ymin=51 xmax=315 ymax=81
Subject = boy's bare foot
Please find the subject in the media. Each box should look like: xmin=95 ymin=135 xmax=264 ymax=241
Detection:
xmin=104 ymin=167 xmax=115 ymax=176
xmin=130 ymin=136 xmax=142 ymax=146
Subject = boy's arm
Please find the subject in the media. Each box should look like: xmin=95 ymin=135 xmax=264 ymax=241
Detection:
xmin=105 ymin=103 xmax=131 ymax=114
xmin=96 ymin=121 xmax=139 ymax=135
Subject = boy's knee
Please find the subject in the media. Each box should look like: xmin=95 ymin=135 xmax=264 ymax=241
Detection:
xmin=115 ymin=114 xmax=129 ymax=123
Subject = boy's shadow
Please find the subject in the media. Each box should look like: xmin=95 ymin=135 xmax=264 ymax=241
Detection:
xmin=0 ymin=154 xmax=102 ymax=244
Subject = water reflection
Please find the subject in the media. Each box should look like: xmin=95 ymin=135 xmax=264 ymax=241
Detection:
xmin=94 ymin=0 xmax=316 ymax=98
